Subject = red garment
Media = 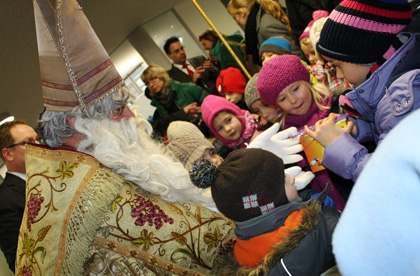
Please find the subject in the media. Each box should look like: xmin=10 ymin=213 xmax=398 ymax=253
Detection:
xmin=182 ymin=64 xmax=194 ymax=78
xmin=234 ymin=210 xmax=304 ymax=267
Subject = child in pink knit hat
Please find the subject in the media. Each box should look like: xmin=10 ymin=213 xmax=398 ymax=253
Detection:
xmin=201 ymin=95 xmax=260 ymax=149
xmin=257 ymin=55 xmax=331 ymax=131
xmin=257 ymin=54 xmax=346 ymax=211
xmin=308 ymin=13 xmax=353 ymax=110
xmin=299 ymin=10 xmax=329 ymax=65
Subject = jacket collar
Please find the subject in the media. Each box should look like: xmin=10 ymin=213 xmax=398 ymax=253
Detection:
xmin=348 ymin=33 xmax=415 ymax=121
xmin=235 ymin=199 xmax=305 ymax=239
xmin=219 ymin=201 xmax=323 ymax=276
xmin=235 ymin=183 xmax=330 ymax=239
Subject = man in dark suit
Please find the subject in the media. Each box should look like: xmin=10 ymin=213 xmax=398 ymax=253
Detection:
xmin=0 ymin=120 xmax=39 ymax=273
xmin=164 ymin=36 xmax=219 ymax=95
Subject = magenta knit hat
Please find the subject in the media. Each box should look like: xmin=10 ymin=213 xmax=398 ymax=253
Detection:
xmin=216 ymin=67 xmax=246 ymax=96
xmin=257 ymin=55 xmax=310 ymax=106
xmin=201 ymin=95 xmax=246 ymax=144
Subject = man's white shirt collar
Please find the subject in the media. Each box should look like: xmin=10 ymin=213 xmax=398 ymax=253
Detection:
xmin=173 ymin=62 xmax=194 ymax=74
xmin=8 ymin=171 xmax=26 ymax=181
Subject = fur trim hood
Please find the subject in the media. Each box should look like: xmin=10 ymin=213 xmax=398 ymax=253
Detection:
xmin=217 ymin=201 xmax=322 ymax=276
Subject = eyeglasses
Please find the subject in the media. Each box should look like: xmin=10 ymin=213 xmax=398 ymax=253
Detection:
xmin=6 ymin=138 xmax=38 ymax=148
xmin=144 ymin=76 xmax=158 ymax=86
xmin=170 ymin=46 xmax=185 ymax=55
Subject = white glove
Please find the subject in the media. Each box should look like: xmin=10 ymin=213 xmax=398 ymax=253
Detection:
xmin=285 ymin=166 xmax=315 ymax=190
xmin=247 ymin=123 xmax=303 ymax=164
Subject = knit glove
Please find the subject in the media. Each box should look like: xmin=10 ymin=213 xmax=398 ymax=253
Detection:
xmin=247 ymin=123 xmax=303 ymax=164
xmin=284 ymin=166 xmax=315 ymax=190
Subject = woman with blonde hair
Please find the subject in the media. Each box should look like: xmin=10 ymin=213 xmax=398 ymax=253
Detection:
xmin=227 ymin=0 xmax=304 ymax=65
xmin=141 ymin=64 xmax=209 ymax=138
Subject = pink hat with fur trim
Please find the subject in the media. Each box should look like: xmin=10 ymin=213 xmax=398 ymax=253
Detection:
xmin=299 ymin=10 xmax=329 ymax=42
xmin=201 ymin=95 xmax=246 ymax=144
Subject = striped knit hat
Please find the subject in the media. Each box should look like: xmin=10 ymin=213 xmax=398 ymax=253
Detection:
xmin=317 ymin=0 xmax=412 ymax=65
xmin=258 ymin=37 xmax=291 ymax=59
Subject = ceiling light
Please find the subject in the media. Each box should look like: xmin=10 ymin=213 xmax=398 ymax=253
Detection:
xmin=0 ymin=112 xmax=15 ymax=126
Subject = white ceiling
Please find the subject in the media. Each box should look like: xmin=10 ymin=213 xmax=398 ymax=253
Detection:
xmin=0 ymin=0 xmax=185 ymax=127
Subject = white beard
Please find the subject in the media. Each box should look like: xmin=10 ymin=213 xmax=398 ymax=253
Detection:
xmin=73 ymin=112 xmax=215 ymax=207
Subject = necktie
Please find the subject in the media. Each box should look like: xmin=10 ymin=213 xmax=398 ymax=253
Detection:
xmin=182 ymin=64 xmax=194 ymax=78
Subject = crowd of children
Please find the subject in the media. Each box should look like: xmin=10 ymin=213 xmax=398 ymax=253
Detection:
xmin=2 ymin=0 xmax=418 ymax=275
xmin=142 ymin=0 xmax=420 ymax=274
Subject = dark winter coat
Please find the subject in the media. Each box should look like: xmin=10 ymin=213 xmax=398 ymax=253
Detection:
xmin=285 ymin=0 xmax=341 ymax=39
xmin=256 ymin=7 xmax=305 ymax=60
xmin=217 ymin=193 xmax=340 ymax=276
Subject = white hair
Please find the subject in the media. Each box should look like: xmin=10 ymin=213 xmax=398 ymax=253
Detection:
xmin=73 ymin=108 xmax=215 ymax=206
xmin=39 ymin=88 xmax=215 ymax=207
xmin=39 ymin=88 xmax=129 ymax=148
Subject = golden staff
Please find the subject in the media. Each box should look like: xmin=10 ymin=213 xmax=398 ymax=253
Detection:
xmin=191 ymin=0 xmax=251 ymax=80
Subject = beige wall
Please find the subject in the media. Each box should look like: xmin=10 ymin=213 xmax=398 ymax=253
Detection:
xmin=128 ymin=0 xmax=241 ymax=69
xmin=173 ymin=0 xmax=243 ymax=40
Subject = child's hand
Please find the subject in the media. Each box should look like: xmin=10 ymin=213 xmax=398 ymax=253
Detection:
xmin=247 ymin=123 xmax=303 ymax=164
xmin=285 ymin=166 xmax=314 ymax=190
xmin=305 ymin=113 xmax=354 ymax=147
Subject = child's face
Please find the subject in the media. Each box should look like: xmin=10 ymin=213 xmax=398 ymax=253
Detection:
xmin=213 ymin=111 xmax=242 ymax=141
xmin=202 ymin=148 xmax=224 ymax=167
xmin=223 ymin=92 xmax=243 ymax=104
xmin=322 ymin=55 xmax=371 ymax=86
xmin=276 ymin=80 xmax=313 ymax=115
xmin=251 ymin=100 xmax=280 ymax=123
xmin=300 ymin=42 xmax=318 ymax=65
xmin=285 ymin=173 xmax=299 ymax=201
xmin=261 ymin=51 xmax=279 ymax=66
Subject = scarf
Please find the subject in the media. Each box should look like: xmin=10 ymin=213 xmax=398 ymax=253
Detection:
xmin=157 ymin=88 xmax=174 ymax=106
xmin=284 ymin=94 xmax=332 ymax=131
xmin=245 ymin=3 xmax=262 ymax=66
xmin=226 ymin=111 xmax=256 ymax=149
